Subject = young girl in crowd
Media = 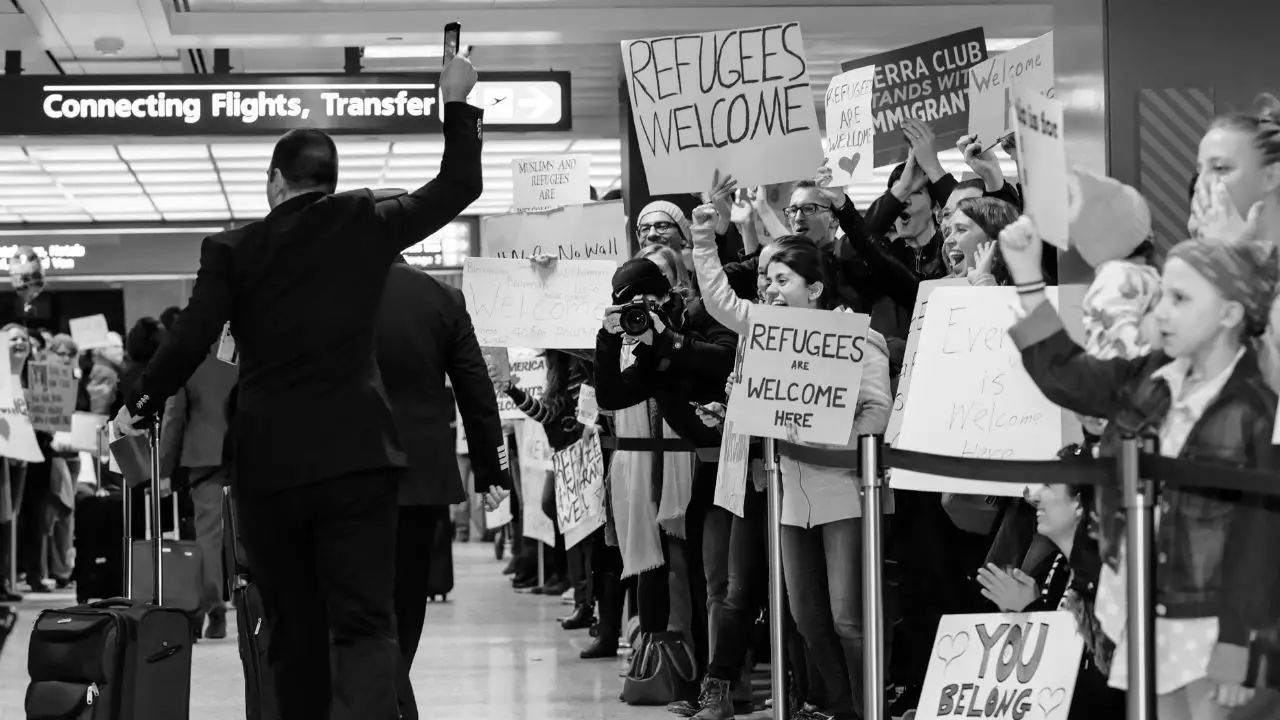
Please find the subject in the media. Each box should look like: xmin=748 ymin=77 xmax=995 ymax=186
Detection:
xmin=999 ymin=211 xmax=1280 ymax=720
xmin=943 ymin=196 xmax=1018 ymax=286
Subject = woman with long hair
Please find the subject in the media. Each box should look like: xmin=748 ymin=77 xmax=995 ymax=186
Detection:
xmin=943 ymin=196 xmax=1019 ymax=286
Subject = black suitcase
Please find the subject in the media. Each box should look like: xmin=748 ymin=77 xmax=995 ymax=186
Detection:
xmin=24 ymin=423 xmax=194 ymax=720
xmin=426 ymin=505 xmax=454 ymax=602
xmin=73 ymin=491 xmax=124 ymax=604
xmin=224 ymin=485 xmax=281 ymax=720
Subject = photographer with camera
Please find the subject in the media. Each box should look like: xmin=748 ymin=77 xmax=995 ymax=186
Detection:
xmin=595 ymin=253 xmax=737 ymax=687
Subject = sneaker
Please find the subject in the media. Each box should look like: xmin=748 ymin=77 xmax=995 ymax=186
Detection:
xmin=560 ymin=587 xmax=575 ymax=604
xmin=666 ymin=700 xmax=698 ymax=717
xmin=690 ymin=677 xmax=733 ymax=720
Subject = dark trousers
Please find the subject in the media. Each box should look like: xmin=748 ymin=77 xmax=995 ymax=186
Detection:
xmin=393 ymin=504 xmax=452 ymax=720
xmin=237 ymin=470 xmax=401 ymax=720
xmin=706 ymin=489 xmax=767 ymax=684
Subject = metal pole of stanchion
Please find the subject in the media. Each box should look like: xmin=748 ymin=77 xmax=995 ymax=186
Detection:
xmin=1121 ymin=436 xmax=1156 ymax=720
xmin=763 ymin=437 xmax=787 ymax=720
xmin=860 ymin=435 xmax=886 ymax=720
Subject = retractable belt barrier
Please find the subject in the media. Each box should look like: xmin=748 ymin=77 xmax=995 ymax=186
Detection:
xmin=592 ymin=431 xmax=1277 ymax=720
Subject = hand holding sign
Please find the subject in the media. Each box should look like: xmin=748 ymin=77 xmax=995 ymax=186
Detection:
xmin=976 ymin=564 xmax=1039 ymax=612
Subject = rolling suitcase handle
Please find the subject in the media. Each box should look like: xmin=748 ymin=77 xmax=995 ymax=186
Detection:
xmin=119 ymin=418 xmax=165 ymax=605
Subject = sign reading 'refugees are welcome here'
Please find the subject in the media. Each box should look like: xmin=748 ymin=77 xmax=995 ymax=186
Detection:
xmin=622 ymin=23 xmax=824 ymax=195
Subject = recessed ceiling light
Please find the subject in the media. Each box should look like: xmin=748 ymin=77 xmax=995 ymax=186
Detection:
xmin=363 ymin=45 xmax=444 ymax=59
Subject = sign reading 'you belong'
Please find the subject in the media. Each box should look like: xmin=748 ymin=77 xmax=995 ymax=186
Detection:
xmin=621 ymin=22 xmax=824 ymax=194
xmin=0 ymin=72 xmax=570 ymax=135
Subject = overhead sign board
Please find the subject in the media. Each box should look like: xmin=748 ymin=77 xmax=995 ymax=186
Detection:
xmin=0 ymin=71 xmax=571 ymax=135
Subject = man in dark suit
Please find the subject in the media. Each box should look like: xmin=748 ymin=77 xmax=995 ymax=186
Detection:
xmin=375 ymin=259 xmax=509 ymax=720
xmin=158 ymin=343 xmax=238 ymax=640
xmin=113 ymin=52 xmax=505 ymax=720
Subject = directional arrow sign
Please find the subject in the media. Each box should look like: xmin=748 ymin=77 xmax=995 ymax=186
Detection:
xmin=467 ymin=81 xmax=564 ymax=127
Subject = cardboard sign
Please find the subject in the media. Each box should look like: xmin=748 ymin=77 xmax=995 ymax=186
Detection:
xmin=917 ymin=612 xmax=1083 ymax=720
xmin=27 ymin=361 xmax=77 ymax=433
xmin=462 ymin=258 xmax=614 ymax=349
xmin=496 ymin=348 xmax=547 ymax=421
xmin=892 ymin=287 xmax=1064 ymax=496
xmin=517 ymin=420 xmax=556 ymax=546
xmin=576 ymin=384 xmax=599 ymax=426
xmin=481 ymin=201 xmax=627 ymax=263
xmin=726 ymin=305 xmax=870 ymax=445
xmin=621 ymin=22 xmax=824 ymax=194
xmin=512 ymin=154 xmax=591 ymax=212
xmin=888 ymin=277 xmax=969 ymax=446
xmin=0 ymin=344 xmax=43 ymax=463
xmin=69 ymin=314 xmax=111 ymax=350
xmin=69 ymin=411 xmax=107 ymax=454
xmin=823 ymin=66 xmax=876 ymax=186
xmin=967 ymin=32 xmax=1055 ymax=149
xmin=552 ymin=433 xmax=607 ymax=549
xmin=1013 ymin=89 xmax=1069 ymax=249
xmin=842 ymin=28 xmax=988 ymax=168
xmin=714 ymin=337 xmax=750 ymax=517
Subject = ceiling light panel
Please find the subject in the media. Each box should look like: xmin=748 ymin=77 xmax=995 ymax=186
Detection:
xmin=88 ymin=213 xmax=164 ymax=222
xmin=79 ymin=197 xmax=157 ymax=213
xmin=16 ymin=212 xmax=94 ymax=223
xmin=135 ymin=171 xmax=222 ymax=185
xmin=24 ymin=146 xmax=120 ymax=161
xmin=118 ymin=145 xmax=213 ymax=161
xmin=126 ymin=161 xmax=216 ymax=173
xmin=210 ymin=143 xmax=274 ymax=159
xmin=149 ymin=195 xmax=229 ymax=212
xmin=145 ymin=184 xmax=226 ymax=196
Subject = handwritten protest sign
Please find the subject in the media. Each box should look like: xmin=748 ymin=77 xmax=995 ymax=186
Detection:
xmin=27 ymin=361 xmax=76 ymax=433
xmin=517 ymin=420 xmax=556 ymax=545
xmin=512 ymin=154 xmax=591 ymax=212
xmin=69 ymin=314 xmax=111 ymax=350
xmin=1013 ymin=89 xmax=1068 ymax=249
xmin=714 ymin=338 xmax=750 ymax=517
xmin=726 ymin=305 xmax=870 ymax=445
xmin=893 ymin=287 xmax=1064 ymax=496
xmin=842 ymin=28 xmax=988 ymax=168
xmin=0 ymin=347 xmax=44 ymax=463
xmin=621 ymin=23 xmax=824 ymax=194
xmin=967 ymin=32 xmax=1055 ymax=150
xmin=552 ymin=433 xmax=607 ymax=549
xmin=888 ymin=277 xmax=968 ymax=446
xmin=463 ymin=258 xmax=614 ymax=349
xmin=493 ymin=348 xmax=547 ymax=421
xmin=917 ymin=612 xmax=1082 ymax=720
xmin=823 ymin=66 xmax=876 ymax=186
xmin=481 ymin=201 xmax=627 ymax=263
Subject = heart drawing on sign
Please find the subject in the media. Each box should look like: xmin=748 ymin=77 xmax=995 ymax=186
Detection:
xmin=1037 ymin=687 xmax=1067 ymax=718
xmin=935 ymin=631 xmax=970 ymax=673
xmin=838 ymin=153 xmax=862 ymax=176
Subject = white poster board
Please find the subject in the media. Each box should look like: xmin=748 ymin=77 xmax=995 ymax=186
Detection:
xmin=967 ymin=32 xmax=1055 ymax=149
xmin=917 ymin=612 xmax=1083 ymax=720
xmin=575 ymin=384 xmax=599 ymax=426
xmin=552 ymin=433 xmax=607 ymax=549
xmin=1012 ymin=89 xmax=1068 ymax=249
xmin=725 ymin=305 xmax=870 ymax=445
xmin=620 ymin=22 xmax=824 ymax=194
xmin=512 ymin=154 xmax=591 ymax=212
xmin=0 ymin=345 xmax=44 ymax=463
xmin=484 ymin=495 xmax=513 ymax=529
xmin=823 ymin=66 xmax=876 ymax=186
xmin=462 ymin=258 xmax=614 ymax=349
xmin=69 ymin=314 xmax=111 ymax=350
xmin=888 ymin=278 xmax=969 ymax=446
xmin=516 ymin=420 xmax=556 ymax=546
xmin=69 ymin=411 xmax=107 ymax=454
xmin=26 ymin=361 xmax=77 ymax=433
xmin=481 ymin=201 xmax=627 ymax=262
xmin=893 ymin=287 xmax=1064 ymax=496
xmin=714 ymin=337 xmax=750 ymax=517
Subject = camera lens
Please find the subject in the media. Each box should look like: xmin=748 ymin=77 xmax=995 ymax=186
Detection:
xmin=620 ymin=305 xmax=653 ymax=336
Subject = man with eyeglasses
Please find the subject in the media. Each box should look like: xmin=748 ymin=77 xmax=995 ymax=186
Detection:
xmin=635 ymin=200 xmax=692 ymax=253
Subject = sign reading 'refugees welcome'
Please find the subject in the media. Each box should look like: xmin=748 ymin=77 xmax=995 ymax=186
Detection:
xmin=621 ymin=23 xmax=824 ymax=195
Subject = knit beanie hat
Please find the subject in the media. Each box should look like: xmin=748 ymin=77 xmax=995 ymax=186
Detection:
xmin=611 ymin=258 xmax=672 ymax=304
xmin=638 ymin=201 xmax=691 ymax=244
xmin=1082 ymin=260 xmax=1162 ymax=360
xmin=1067 ymin=169 xmax=1153 ymax=267
xmin=1165 ymin=238 xmax=1280 ymax=336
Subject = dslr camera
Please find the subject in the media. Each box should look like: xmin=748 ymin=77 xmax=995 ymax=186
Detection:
xmin=616 ymin=298 xmax=664 ymax=337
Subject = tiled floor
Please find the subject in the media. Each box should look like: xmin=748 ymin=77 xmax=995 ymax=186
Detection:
xmin=0 ymin=543 xmax=767 ymax=720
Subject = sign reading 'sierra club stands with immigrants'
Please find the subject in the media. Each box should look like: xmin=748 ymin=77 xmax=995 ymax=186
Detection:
xmin=0 ymin=72 xmax=570 ymax=135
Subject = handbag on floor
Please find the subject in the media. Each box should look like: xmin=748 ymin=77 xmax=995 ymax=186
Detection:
xmin=620 ymin=631 xmax=698 ymax=706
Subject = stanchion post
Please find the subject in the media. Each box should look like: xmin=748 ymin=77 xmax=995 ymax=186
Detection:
xmin=5 ymin=465 xmax=15 ymax=592
xmin=1121 ymin=435 xmax=1156 ymax=720
xmin=763 ymin=437 xmax=787 ymax=720
xmin=860 ymin=435 xmax=886 ymax=720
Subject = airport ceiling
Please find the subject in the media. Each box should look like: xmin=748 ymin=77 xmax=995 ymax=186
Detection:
xmin=0 ymin=0 xmax=1047 ymax=223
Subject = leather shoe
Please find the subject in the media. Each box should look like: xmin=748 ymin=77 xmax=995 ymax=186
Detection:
xmin=560 ymin=604 xmax=595 ymax=630
xmin=206 ymin=611 xmax=227 ymax=640
xmin=512 ymin=575 xmax=540 ymax=591
xmin=579 ymin=636 xmax=619 ymax=660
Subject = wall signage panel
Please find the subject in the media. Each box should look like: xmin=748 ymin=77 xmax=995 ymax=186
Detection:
xmin=0 ymin=72 xmax=570 ymax=135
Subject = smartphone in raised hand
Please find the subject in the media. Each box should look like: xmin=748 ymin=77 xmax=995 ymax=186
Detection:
xmin=443 ymin=21 xmax=461 ymax=66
